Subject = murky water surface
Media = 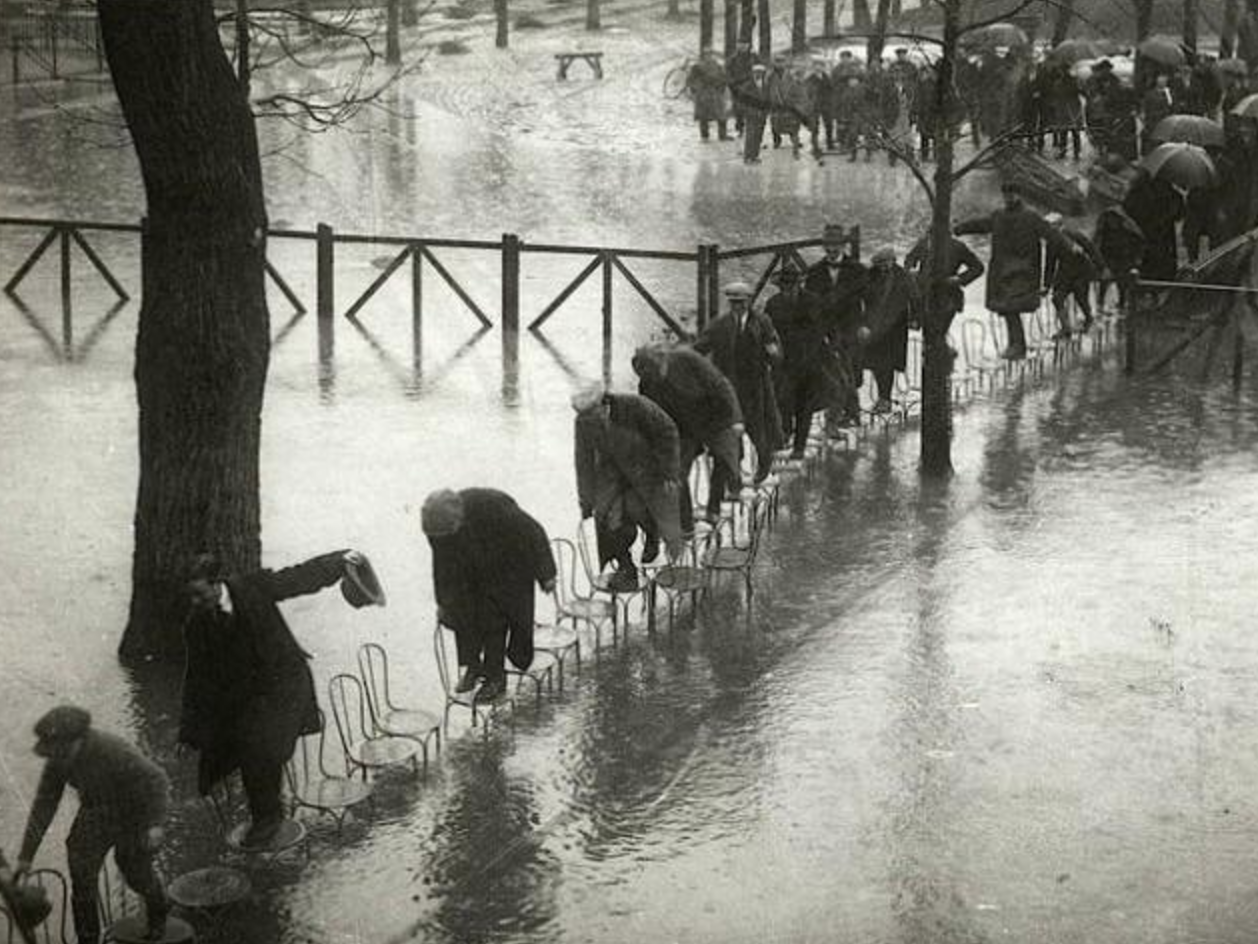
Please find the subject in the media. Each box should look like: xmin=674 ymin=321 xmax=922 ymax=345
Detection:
xmin=3 ymin=22 xmax=1258 ymax=944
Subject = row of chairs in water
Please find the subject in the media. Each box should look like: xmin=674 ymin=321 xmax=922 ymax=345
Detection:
xmin=2 ymin=297 xmax=1120 ymax=943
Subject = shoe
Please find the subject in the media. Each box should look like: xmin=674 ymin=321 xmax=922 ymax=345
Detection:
xmin=607 ymin=568 xmax=640 ymax=593
xmin=243 ymin=816 xmax=283 ymax=848
xmin=474 ymin=677 xmax=507 ymax=704
xmin=455 ymin=667 xmax=480 ymax=693
xmin=642 ymin=534 xmax=660 ymax=564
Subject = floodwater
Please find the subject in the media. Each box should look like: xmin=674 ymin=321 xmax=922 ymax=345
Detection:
xmin=4 ymin=14 xmax=1258 ymax=944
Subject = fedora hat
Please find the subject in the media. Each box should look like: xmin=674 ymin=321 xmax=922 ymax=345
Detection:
xmin=822 ymin=223 xmax=847 ymax=243
xmin=341 ymin=554 xmax=387 ymax=609
xmin=34 ymin=705 xmax=91 ymax=748
xmin=772 ymin=264 xmax=802 ymax=284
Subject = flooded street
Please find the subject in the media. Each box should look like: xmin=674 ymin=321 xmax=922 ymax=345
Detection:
xmin=4 ymin=6 xmax=1258 ymax=942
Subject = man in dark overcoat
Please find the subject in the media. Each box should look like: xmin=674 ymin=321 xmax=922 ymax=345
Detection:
xmin=765 ymin=265 xmax=830 ymax=456
xmin=16 ymin=706 xmax=171 ymax=944
xmin=694 ymin=280 xmax=783 ymax=495
xmin=859 ymin=247 xmax=920 ymax=411
xmin=573 ymin=384 xmax=682 ymax=589
xmin=955 ymin=183 xmax=1073 ymax=360
xmin=805 ymin=224 xmax=869 ymax=426
xmin=686 ymin=47 xmax=730 ymax=142
xmin=741 ymin=63 xmax=773 ymax=163
xmin=632 ymin=342 xmax=743 ymax=532
xmin=1093 ymin=205 xmax=1145 ymax=312
xmin=181 ymin=548 xmax=362 ymax=846
xmin=904 ymin=230 xmax=985 ymax=339
xmin=423 ymin=488 xmax=556 ymax=704
xmin=1121 ymin=167 xmax=1184 ymax=281
xmin=1044 ymin=212 xmax=1105 ymax=336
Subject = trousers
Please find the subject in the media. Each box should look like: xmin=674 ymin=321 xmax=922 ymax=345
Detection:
xmin=66 ymin=809 xmax=167 ymax=944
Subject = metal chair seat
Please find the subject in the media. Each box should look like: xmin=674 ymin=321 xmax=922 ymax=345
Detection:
xmin=300 ymin=777 xmax=375 ymax=810
xmin=377 ymin=707 xmax=442 ymax=739
xmin=108 ymin=914 xmax=196 ymax=944
xmin=226 ymin=818 xmax=307 ymax=855
xmin=167 ymin=866 xmax=251 ymax=911
xmin=653 ymin=564 xmax=707 ymax=593
xmin=348 ymin=735 xmax=420 ymax=769
xmin=560 ymin=597 xmax=615 ymax=622
xmin=705 ymin=546 xmax=752 ymax=568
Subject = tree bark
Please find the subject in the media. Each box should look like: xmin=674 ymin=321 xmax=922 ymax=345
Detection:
xmin=1221 ymin=0 xmax=1239 ymax=58
xmin=792 ymin=0 xmax=805 ymax=52
xmin=920 ymin=0 xmax=960 ymax=479
xmin=869 ymin=0 xmax=891 ymax=64
xmin=587 ymin=0 xmax=601 ymax=31
xmin=496 ymin=0 xmax=509 ymax=47
xmin=823 ymin=0 xmax=835 ymax=37
xmin=1051 ymin=0 xmax=1075 ymax=45
xmin=701 ymin=0 xmax=715 ymax=49
xmin=1134 ymin=0 xmax=1154 ymax=42
xmin=740 ymin=0 xmax=754 ymax=43
xmin=1182 ymin=0 xmax=1198 ymax=55
xmin=234 ymin=0 xmax=250 ymax=95
xmin=724 ymin=0 xmax=738 ymax=58
xmin=387 ymin=0 xmax=401 ymax=64
xmin=99 ymin=0 xmax=269 ymax=663
xmin=757 ymin=0 xmax=770 ymax=58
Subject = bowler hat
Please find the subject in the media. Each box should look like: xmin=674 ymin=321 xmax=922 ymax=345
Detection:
xmin=772 ymin=265 xmax=802 ymax=284
xmin=34 ymin=705 xmax=91 ymax=746
xmin=341 ymin=554 xmax=387 ymax=609
xmin=871 ymin=247 xmax=896 ymax=265
xmin=822 ymin=223 xmax=846 ymax=243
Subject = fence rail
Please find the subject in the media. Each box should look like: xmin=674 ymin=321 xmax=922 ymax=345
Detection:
xmin=5 ymin=6 xmax=106 ymax=83
xmin=1 ymin=215 xmax=857 ymax=373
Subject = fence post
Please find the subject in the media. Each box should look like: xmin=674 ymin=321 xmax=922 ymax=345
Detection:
xmin=59 ymin=226 xmax=72 ymax=358
xmin=1233 ymin=330 xmax=1244 ymax=392
xmin=411 ymin=243 xmax=423 ymax=375
xmin=850 ymin=225 xmax=861 ymax=260
xmin=695 ymin=244 xmax=709 ymax=332
xmin=1124 ymin=281 xmax=1138 ymax=375
xmin=501 ymin=232 xmax=521 ymax=374
xmin=602 ymin=251 xmax=613 ymax=381
xmin=707 ymin=244 xmax=721 ymax=323
xmin=316 ymin=223 xmax=334 ymax=366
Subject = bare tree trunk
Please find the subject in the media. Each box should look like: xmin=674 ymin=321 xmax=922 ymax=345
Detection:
xmin=496 ymin=0 xmax=508 ymax=47
xmin=587 ymin=0 xmax=601 ymax=30
xmin=891 ymin=0 xmax=900 ymax=19
xmin=387 ymin=0 xmax=401 ymax=64
xmin=869 ymin=0 xmax=891 ymax=63
xmin=792 ymin=0 xmax=805 ymax=52
xmin=702 ymin=0 xmax=715 ymax=49
xmin=740 ymin=0 xmax=754 ymax=43
xmin=1051 ymin=0 xmax=1075 ymax=44
xmin=1183 ymin=0 xmax=1198 ymax=55
xmin=852 ymin=0 xmax=872 ymax=31
xmin=724 ymin=0 xmax=738 ymax=58
xmin=668 ymin=0 xmax=681 ymax=19
xmin=1134 ymin=0 xmax=1154 ymax=42
xmin=99 ymin=0 xmax=269 ymax=663
xmin=921 ymin=0 xmax=960 ymax=479
xmin=1221 ymin=0 xmax=1239 ymax=57
xmin=757 ymin=0 xmax=770 ymax=58
xmin=403 ymin=0 xmax=419 ymax=28
xmin=823 ymin=0 xmax=835 ymax=36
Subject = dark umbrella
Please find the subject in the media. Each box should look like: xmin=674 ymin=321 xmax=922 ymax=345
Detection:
xmin=1216 ymin=58 xmax=1250 ymax=78
xmin=1137 ymin=35 xmax=1187 ymax=67
xmin=1139 ymin=142 xmax=1218 ymax=189
xmin=1046 ymin=38 xmax=1102 ymax=64
xmin=971 ymin=22 xmax=1029 ymax=49
xmin=1149 ymin=114 xmax=1226 ymax=148
xmin=1230 ymin=92 xmax=1258 ymax=118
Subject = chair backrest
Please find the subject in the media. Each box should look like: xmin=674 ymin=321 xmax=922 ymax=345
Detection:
xmin=96 ymin=849 xmax=134 ymax=932
xmin=327 ymin=673 xmax=371 ymax=756
xmin=898 ymin=332 xmax=923 ymax=394
xmin=433 ymin=621 xmax=458 ymax=698
xmin=959 ymin=317 xmax=990 ymax=364
xmin=745 ymin=494 xmax=772 ymax=565
xmin=23 ymin=868 xmax=69 ymax=944
xmin=356 ymin=641 xmax=393 ymax=727
xmin=574 ymin=518 xmax=602 ymax=583
xmin=549 ymin=537 xmax=584 ymax=606
xmin=286 ymin=708 xmax=344 ymax=792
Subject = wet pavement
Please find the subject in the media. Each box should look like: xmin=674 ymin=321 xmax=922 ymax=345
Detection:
xmin=4 ymin=6 xmax=1258 ymax=943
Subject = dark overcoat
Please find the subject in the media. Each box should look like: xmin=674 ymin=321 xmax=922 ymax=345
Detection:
xmin=955 ymin=206 xmax=1066 ymax=314
xmin=574 ymin=393 xmax=682 ymax=564
xmin=1122 ymin=173 xmax=1183 ymax=281
xmin=180 ymin=552 xmax=347 ymax=794
xmin=430 ymin=489 xmax=555 ymax=672
xmin=861 ymin=264 xmax=919 ymax=373
xmin=766 ymin=288 xmax=841 ymax=414
xmin=633 ymin=344 xmax=742 ymax=447
xmin=687 ymin=58 xmax=729 ymax=122
xmin=694 ymin=310 xmax=784 ymax=459
xmin=904 ymin=235 xmax=985 ymax=319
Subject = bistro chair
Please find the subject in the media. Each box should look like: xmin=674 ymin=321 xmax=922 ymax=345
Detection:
xmin=357 ymin=641 xmax=442 ymax=772
xmin=284 ymin=708 xmax=375 ymax=833
xmin=959 ymin=316 xmax=1007 ymax=394
xmin=166 ymin=864 xmax=251 ymax=941
xmin=204 ymin=772 xmax=308 ymax=860
xmin=532 ymin=618 xmax=581 ymax=689
xmin=327 ymin=673 xmax=421 ymax=781
xmin=576 ymin=517 xmax=651 ymax=634
xmin=97 ymin=853 xmax=194 ymax=944
xmin=648 ymin=539 xmax=709 ymax=631
xmin=702 ymin=492 xmax=772 ymax=601
xmin=433 ymin=620 xmax=511 ymax=734
xmin=549 ymin=537 xmax=616 ymax=649
xmin=11 ymin=867 xmax=69 ymax=944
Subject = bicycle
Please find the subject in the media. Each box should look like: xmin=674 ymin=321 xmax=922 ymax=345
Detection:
xmin=663 ymin=56 xmax=696 ymax=99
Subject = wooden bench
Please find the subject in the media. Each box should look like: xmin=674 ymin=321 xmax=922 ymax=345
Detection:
xmin=554 ymin=51 xmax=604 ymax=80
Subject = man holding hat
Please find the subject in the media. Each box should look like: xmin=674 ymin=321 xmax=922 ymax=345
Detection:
xmin=766 ymin=263 xmax=830 ymax=456
xmin=805 ymin=224 xmax=869 ymax=426
xmin=15 ymin=706 xmax=171 ymax=943
xmin=632 ymin=342 xmax=744 ymax=535
xmin=573 ymin=382 xmax=682 ymax=588
xmin=180 ymin=548 xmax=373 ymax=848
xmin=423 ymin=488 xmax=556 ymax=704
xmin=694 ymin=280 xmax=783 ymax=497
xmin=955 ymin=183 xmax=1072 ymax=360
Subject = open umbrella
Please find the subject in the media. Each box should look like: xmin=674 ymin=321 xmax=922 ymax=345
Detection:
xmin=1230 ymin=92 xmax=1258 ymax=118
xmin=1149 ymin=114 xmax=1226 ymax=148
xmin=1216 ymin=58 xmax=1250 ymax=78
xmin=1137 ymin=34 xmax=1187 ymax=67
xmin=970 ymin=22 xmax=1029 ymax=49
xmin=1139 ymin=142 xmax=1218 ymax=189
xmin=1046 ymin=38 xmax=1102 ymax=64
